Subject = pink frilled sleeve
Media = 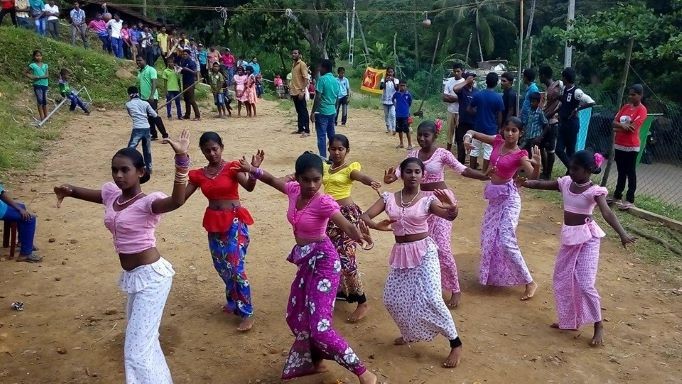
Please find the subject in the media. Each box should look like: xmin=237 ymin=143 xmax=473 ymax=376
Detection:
xmin=143 ymin=192 xmax=168 ymax=215
xmin=284 ymin=181 xmax=300 ymax=197
xmin=101 ymin=182 xmax=120 ymax=207
xmin=588 ymin=185 xmax=608 ymax=199
xmin=439 ymin=148 xmax=467 ymax=174
xmin=556 ymin=176 xmax=571 ymax=192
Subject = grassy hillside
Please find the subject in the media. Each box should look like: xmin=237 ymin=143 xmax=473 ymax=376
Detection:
xmin=0 ymin=26 xmax=138 ymax=172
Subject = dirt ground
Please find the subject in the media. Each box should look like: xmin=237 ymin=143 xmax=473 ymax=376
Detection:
xmin=1 ymin=100 xmax=681 ymax=384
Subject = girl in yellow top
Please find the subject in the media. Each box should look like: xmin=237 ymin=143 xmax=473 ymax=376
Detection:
xmin=324 ymin=134 xmax=381 ymax=322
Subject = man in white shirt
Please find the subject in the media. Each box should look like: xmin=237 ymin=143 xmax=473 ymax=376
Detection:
xmin=442 ymin=62 xmax=465 ymax=151
xmin=107 ymin=13 xmax=124 ymax=58
xmin=43 ymin=0 xmax=59 ymax=38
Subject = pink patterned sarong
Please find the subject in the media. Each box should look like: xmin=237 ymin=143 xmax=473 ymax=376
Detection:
xmin=553 ymin=221 xmax=604 ymax=329
xmin=282 ymin=238 xmax=366 ymax=379
xmin=423 ymin=189 xmax=460 ymax=293
xmin=479 ymin=181 xmax=533 ymax=286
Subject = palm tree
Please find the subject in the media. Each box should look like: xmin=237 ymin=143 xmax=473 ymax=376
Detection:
xmin=435 ymin=0 xmax=517 ymax=64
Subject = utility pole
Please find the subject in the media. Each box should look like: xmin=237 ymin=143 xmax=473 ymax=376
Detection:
xmin=516 ymin=0 xmax=524 ymax=116
xmin=349 ymin=0 xmax=356 ymax=64
xmin=143 ymin=0 xmax=147 ymax=17
xmin=564 ymin=0 xmax=575 ymax=68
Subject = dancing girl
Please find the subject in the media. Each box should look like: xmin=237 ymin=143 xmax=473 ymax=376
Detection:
xmin=464 ymin=117 xmax=541 ymax=300
xmin=53 ymin=130 xmax=191 ymax=384
xmin=184 ymin=132 xmax=261 ymax=331
xmin=324 ymin=134 xmax=381 ymax=322
xmin=233 ymin=151 xmax=377 ymax=383
xmin=520 ymin=150 xmax=635 ymax=346
xmin=384 ymin=120 xmax=490 ymax=308
xmin=362 ymin=157 xmax=463 ymax=368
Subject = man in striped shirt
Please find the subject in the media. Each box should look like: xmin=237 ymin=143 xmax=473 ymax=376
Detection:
xmin=69 ymin=1 xmax=88 ymax=48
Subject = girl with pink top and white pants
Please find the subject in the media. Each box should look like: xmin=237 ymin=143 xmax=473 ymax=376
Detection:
xmin=520 ymin=150 xmax=635 ymax=346
xmin=54 ymin=130 xmax=191 ymax=384
xmin=363 ymin=157 xmax=463 ymax=369
xmin=233 ymin=151 xmax=377 ymax=384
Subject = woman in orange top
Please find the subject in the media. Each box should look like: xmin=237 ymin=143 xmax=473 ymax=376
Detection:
xmin=185 ymin=131 xmax=263 ymax=331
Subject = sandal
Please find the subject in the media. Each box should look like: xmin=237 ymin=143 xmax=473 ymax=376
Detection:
xmin=16 ymin=253 xmax=43 ymax=263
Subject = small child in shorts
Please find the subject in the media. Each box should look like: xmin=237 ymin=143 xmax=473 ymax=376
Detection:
xmin=392 ymin=79 xmax=413 ymax=149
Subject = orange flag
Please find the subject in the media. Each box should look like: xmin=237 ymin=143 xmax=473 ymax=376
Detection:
xmin=360 ymin=67 xmax=386 ymax=95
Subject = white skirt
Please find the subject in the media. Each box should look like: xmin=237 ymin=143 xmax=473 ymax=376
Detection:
xmin=383 ymin=241 xmax=458 ymax=343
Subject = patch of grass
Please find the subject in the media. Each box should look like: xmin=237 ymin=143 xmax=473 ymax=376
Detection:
xmin=634 ymin=195 xmax=682 ymax=222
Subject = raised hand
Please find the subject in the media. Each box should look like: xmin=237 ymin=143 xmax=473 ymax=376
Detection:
xmin=383 ymin=167 xmax=398 ymax=184
xmin=529 ymin=146 xmax=541 ymax=167
xmin=162 ymin=129 xmax=190 ymax=155
xmin=54 ymin=184 xmax=72 ymax=208
xmin=373 ymin=219 xmax=396 ymax=232
xmin=251 ymin=149 xmax=265 ymax=168
xmin=434 ymin=189 xmax=457 ymax=209
xmin=620 ymin=233 xmax=637 ymax=247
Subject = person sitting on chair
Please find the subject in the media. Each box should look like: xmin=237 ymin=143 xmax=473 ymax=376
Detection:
xmin=0 ymin=182 xmax=41 ymax=262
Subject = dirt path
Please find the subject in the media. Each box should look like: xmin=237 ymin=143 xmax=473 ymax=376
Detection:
xmin=1 ymin=100 xmax=680 ymax=384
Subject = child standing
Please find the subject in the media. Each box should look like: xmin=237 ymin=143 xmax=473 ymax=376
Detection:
xmin=380 ymin=67 xmax=399 ymax=134
xmin=336 ymin=67 xmax=351 ymax=126
xmin=160 ymin=58 xmax=183 ymax=119
xmin=520 ymin=150 xmax=635 ymax=346
xmin=522 ymin=92 xmax=549 ymax=160
xmin=25 ymin=49 xmax=49 ymax=122
xmin=126 ymin=86 xmax=157 ymax=175
xmin=208 ymin=62 xmax=227 ymax=118
xmin=464 ymin=117 xmax=541 ymax=301
xmin=58 ymin=69 xmax=90 ymax=115
xmin=392 ymin=80 xmax=413 ymax=149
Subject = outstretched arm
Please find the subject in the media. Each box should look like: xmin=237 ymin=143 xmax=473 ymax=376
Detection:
xmin=231 ymin=153 xmax=286 ymax=194
xmin=54 ymin=185 xmax=103 ymax=207
xmin=151 ymin=130 xmax=191 ymax=214
xmin=464 ymin=130 xmax=496 ymax=145
xmin=360 ymin=197 xmax=393 ymax=231
xmin=520 ymin=179 xmax=559 ymax=190
xmin=350 ymin=170 xmax=381 ymax=193
xmin=595 ymin=195 xmax=636 ymax=247
xmin=330 ymin=212 xmax=369 ymax=245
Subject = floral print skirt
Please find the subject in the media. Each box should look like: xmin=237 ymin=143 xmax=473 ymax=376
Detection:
xmin=281 ymin=238 xmax=367 ymax=379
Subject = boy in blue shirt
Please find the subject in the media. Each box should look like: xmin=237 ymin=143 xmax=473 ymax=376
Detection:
xmin=335 ymin=67 xmax=350 ymax=126
xmin=468 ymin=72 xmax=504 ymax=170
xmin=392 ymin=79 xmax=413 ymax=149
xmin=522 ymin=92 xmax=548 ymax=158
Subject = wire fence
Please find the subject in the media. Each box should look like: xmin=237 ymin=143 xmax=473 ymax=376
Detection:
xmin=582 ymin=90 xmax=682 ymax=211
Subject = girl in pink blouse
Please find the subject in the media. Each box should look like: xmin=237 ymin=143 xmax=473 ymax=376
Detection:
xmin=233 ymin=151 xmax=377 ymax=384
xmin=383 ymin=120 xmax=490 ymax=308
xmin=53 ymin=130 xmax=191 ymax=384
xmin=520 ymin=150 xmax=635 ymax=346
xmin=362 ymin=157 xmax=463 ymax=368
xmin=233 ymin=66 xmax=249 ymax=117
xmin=464 ymin=117 xmax=541 ymax=301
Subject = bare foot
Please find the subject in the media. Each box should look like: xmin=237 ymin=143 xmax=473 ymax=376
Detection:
xmin=520 ymin=281 xmax=538 ymax=301
xmin=347 ymin=303 xmax=370 ymax=323
xmin=442 ymin=346 xmax=462 ymax=368
xmin=590 ymin=321 xmax=604 ymax=347
xmin=446 ymin=291 xmax=461 ymax=309
xmin=393 ymin=336 xmax=407 ymax=346
xmin=550 ymin=323 xmax=560 ymax=329
xmin=359 ymin=370 xmax=377 ymax=384
xmin=237 ymin=316 xmax=254 ymax=332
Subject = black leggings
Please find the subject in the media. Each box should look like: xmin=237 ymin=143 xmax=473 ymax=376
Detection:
xmin=613 ymin=149 xmax=638 ymax=203
xmin=293 ymin=96 xmax=309 ymax=133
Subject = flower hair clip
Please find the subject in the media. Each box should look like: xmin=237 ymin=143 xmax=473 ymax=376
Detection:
xmin=434 ymin=119 xmax=443 ymax=134
xmin=594 ymin=152 xmax=605 ymax=168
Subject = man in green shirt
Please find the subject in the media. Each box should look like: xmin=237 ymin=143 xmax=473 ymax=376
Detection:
xmin=160 ymin=58 xmax=183 ymax=119
xmin=136 ymin=55 xmax=168 ymax=139
xmin=310 ymin=59 xmax=339 ymax=159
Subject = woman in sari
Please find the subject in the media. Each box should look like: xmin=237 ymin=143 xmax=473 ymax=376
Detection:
xmin=233 ymin=151 xmax=376 ymax=384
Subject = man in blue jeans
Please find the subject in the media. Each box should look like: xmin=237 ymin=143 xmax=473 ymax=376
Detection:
xmin=310 ymin=59 xmax=340 ymax=159
xmin=0 ymin=183 xmax=41 ymax=262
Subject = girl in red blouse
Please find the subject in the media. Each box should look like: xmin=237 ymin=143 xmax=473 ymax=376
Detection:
xmin=185 ymin=132 xmax=263 ymax=332
xmin=610 ymin=84 xmax=647 ymax=209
